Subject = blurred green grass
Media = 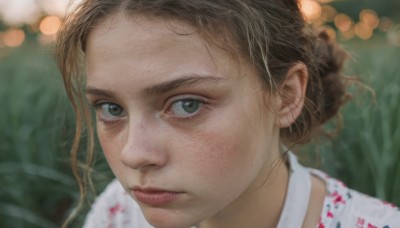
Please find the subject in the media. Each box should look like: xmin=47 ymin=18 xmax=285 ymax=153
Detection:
xmin=0 ymin=43 xmax=112 ymax=227
xmin=316 ymin=38 xmax=400 ymax=204
xmin=0 ymin=37 xmax=399 ymax=227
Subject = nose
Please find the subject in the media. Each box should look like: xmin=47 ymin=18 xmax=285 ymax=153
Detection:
xmin=120 ymin=117 xmax=168 ymax=171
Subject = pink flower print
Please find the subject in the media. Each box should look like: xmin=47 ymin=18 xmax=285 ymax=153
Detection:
xmin=356 ymin=217 xmax=365 ymax=228
xmin=332 ymin=192 xmax=345 ymax=205
xmin=327 ymin=211 xmax=334 ymax=218
xmin=109 ymin=203 xmax=123 ymax=216
xmin=382 ymin=201 xmax=397 ymax=208
xmin=367 ymin=224 xmax=377 ymax=228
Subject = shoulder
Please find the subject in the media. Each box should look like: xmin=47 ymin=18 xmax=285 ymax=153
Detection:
xmin=312 ymin=169 xmax=400 ymax=228
xmin=83 ymin=179 xmax=153 ymax=228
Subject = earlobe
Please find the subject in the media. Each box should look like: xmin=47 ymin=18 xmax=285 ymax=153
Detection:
xmin=275 ymin=63 xmax=308 ymax=128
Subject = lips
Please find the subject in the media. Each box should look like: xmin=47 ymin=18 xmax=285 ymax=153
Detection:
xmin=132 ymin=187 xmax=183 ymax=206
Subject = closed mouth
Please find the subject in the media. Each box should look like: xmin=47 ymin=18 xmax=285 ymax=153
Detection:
xmin=132 ymin=187 xmax=184 ymax=206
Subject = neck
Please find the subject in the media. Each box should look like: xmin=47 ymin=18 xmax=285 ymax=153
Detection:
xmin=197 ymin=154 xmax=290 ymax=228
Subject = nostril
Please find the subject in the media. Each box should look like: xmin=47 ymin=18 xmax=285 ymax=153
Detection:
xmin=119 ymin=119 xmax=168 ymax=171
xmin=121 ymin=153 xmax=157 ymax=170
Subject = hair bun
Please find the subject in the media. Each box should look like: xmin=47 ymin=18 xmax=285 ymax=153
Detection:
xmin=315 ymin=30 xmax=348 ymax=124
xmin=316 ymin=30 xmax=348 ymax=76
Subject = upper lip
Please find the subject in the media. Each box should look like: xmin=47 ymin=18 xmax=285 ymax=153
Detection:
xmin=132 ymin=186 xmax=183 ymax=193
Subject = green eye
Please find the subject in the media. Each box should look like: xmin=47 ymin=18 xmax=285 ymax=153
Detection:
xmin=170 ymin=99 xmax=202 ymax=117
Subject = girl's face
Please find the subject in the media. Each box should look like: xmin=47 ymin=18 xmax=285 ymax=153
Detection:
xmin=85 ymin=13 xmax=283 ymax=227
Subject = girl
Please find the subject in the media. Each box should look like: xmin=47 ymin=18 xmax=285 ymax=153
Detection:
xmin=56 ymin=0 xmax=400 ymax=227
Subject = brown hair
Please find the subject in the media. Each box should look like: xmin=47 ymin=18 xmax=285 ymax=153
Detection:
xmin=56 ymin=0 xmax=348 ymax=226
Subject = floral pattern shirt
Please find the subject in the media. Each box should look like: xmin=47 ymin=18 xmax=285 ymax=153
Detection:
xmin=84 ymin=153 xmax=400 ymax=228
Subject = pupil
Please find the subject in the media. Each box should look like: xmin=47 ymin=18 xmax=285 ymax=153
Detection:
xmin=182 ymin=100 xmax=199 ymax=113
xmin=109 ymin=104 xmax=122 ymax=115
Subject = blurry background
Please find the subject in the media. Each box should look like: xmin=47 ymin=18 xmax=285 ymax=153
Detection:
xmin=0 ymin=0 xmax=399 ymax=227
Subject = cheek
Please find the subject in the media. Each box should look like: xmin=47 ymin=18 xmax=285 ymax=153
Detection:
xmin=177 ymin=118 xmax=268 ymax=191
xmin=96 ymin=124 xmax=125 ymax=173
xmin=193 ymin=132 xmax=252 ymax=174
xmin=173 ymin=94 xmax=278 ymax=196
xmin=196 ymin=101 xmax=272 ymax=172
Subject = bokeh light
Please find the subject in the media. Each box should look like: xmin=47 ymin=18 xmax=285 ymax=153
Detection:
xmin=3 ymin=28 xmax=25 ymax=47
xmin=355 ymin=22 xmax=373 ymax=40
xmin=334 ymin=14 xmax=354 ymax=32
xmin=39 ymin=16 xmax=61 ymax=35
xmin=0 ymin=0 xmax=41 ymax=25
xmin=299 ymin=0 xmax=322 ymax=21
xmin=321 ymin=5 xmax=337 ymax=22
xmin=360 ymin=9 xmax=380 ymax=30
xmin=295 ymin=0 xmax=399 ymax=41
xmin=379 ymin=17 xmax=394 ymax=32
xmin=341 ymin=28 xmax=355 ymax=40
xmin=42 ymin=0 xmax=70 ymax=16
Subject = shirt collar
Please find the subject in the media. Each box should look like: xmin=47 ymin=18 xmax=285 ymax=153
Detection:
xmin=277 ymin=152 xmax=312 ymax=228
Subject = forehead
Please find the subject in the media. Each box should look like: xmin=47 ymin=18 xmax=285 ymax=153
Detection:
xmin=85 ymin=11 xmax=249 ymax=64
xmin=85 ymin=13 xmax=250 ymax=87
xmin=88 ymin=14 xmax=197 ymax=49
xmin=86 ymin=12 xmax=237 ymax=54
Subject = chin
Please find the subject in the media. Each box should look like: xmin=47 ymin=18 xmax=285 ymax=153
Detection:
xmin=143 ymin=208 xmax=198 ymax=228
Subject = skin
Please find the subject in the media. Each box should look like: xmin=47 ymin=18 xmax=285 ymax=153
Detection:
xmin=85 ymin=13 xmax=324 ymax=228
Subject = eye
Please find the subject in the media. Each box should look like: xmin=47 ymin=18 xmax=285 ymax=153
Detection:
xmin=94 ymin=102 xmax=125 ymax=122
xmin=169 ymin=99 xmax=203 ymax=117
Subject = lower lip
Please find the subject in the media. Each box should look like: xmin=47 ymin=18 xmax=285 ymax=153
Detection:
xmin=133 ymin=190 xmax=182 ymax=206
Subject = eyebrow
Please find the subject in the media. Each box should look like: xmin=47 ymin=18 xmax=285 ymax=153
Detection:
xmin=85 ymin=87 xmax=115 ymax=98
xmin=143 ymin=75 xmax=224 ymax=96
xmin=85 ymin=75 xmax=225 ymax=98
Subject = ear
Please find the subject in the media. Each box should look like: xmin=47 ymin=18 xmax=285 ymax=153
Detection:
xmin=275 ymin=62 xmax=308 ymax=128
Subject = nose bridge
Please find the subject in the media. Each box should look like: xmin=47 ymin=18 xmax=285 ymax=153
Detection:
xmin=126 ymin=115 xmax=152 ymax=150
xmin=120 ymin=114 xmax=167 ymax=170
